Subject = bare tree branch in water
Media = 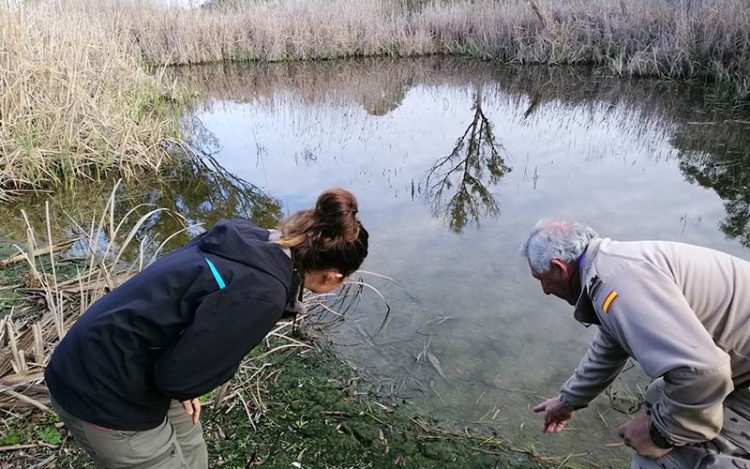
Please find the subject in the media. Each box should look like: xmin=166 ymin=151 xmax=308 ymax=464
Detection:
xmin=173 ymin=116 xmax=283 ymax=230
xmin=424 ymin=85 xmax=511 ymax=233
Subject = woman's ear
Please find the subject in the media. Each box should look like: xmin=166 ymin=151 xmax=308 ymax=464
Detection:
xmin=325 ymin=271 xmax=344 ymax=284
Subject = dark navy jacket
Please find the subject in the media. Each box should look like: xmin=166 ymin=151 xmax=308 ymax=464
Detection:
xmin=45 ymin=219 xmax=297 ymax=430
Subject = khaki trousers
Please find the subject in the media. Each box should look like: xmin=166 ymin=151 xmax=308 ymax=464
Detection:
xmin=51 ymin=399 xmax=208 ymax=469
xmin=631 ymin=379 xmax=750 ymax=469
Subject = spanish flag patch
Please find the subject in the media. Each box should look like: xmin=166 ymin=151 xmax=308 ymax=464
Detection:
xmin=602 ymin=290 xmax=619 ymax=313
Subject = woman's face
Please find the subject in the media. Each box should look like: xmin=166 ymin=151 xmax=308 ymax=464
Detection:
xmin=303 ymin=269 xmax=345 ymax=293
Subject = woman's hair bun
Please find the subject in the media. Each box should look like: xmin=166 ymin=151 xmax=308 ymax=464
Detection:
xmin=314 ymin=188 xmax=360 ymax=242
xmin=276 ymin=188 xmax=368 ymax=276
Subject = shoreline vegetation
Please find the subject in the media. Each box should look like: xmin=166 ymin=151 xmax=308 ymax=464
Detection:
xmin=0 ymin=1 xmax=190 ymax=201
xmin=1 ymin=0 xmax=749 ymax=198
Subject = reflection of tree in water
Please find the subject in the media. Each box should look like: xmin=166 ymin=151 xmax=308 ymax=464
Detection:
xmin=424 ymin=85 xmax=511 ymax=233
xmin=175 ymin=116 xmax=283 ymax=232
xmin=167 ymin=58 xmax=750 ymax=243
xmin=361 ymin=75 xmax=410 ymax=116
xmin=158 ymin=151 xmax=282 ymax=238
xmin=673 ymin=120 xmax=750 ymax=247
xmin=486 ymin=64 xmax=750 ymax=248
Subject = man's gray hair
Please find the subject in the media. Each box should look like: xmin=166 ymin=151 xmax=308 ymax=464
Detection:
xmin=522 ymin=220 xmax=599 ymax=273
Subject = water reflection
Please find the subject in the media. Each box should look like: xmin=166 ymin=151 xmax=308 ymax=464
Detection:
xmin=170 ymin=60 xmax=521 ymax=232
xmin=0 ymin=153 xmax=281 ymax=252
xmin=423 ymin=85 xmax=511 ymax=233
xmin=494 ymin=65 xmax=750 ymax=246
xmin=673 ymin=119 xmax=750 ymax=247
xmin=170 ymin=59 xmax=750 ymax=243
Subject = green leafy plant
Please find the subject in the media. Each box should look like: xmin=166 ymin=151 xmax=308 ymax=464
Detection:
xmin=36 ymin=426 xmax=62 ymax=446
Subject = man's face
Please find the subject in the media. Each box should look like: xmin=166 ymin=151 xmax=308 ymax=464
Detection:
xmin=529 ymin=260 xmax=579 ymax=305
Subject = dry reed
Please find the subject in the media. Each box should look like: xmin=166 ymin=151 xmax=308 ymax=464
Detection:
xmin=0 ymin=183 xmax=177 ymax=410
xmin=121 ymin=0 xmax=750 ymax=98
xmin=0 ymin=1 xmax=188 ymax=201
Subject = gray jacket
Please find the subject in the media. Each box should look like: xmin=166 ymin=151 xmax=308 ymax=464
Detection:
xmin=560 ymin=238 xmax=750 ymax=446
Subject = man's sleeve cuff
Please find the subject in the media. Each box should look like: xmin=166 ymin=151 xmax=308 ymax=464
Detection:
xmin=650 ymin=421 xmax=676 ymax=449
xmin=559 ymin=392 xmax=589 ymax=411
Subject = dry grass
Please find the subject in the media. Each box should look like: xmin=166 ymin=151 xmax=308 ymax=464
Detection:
xmin=123 ymin=0 xmax=750 ymax=97
xmin=0 ymin=1 xmax=188 ymax=201
xmin=0 ymin=182 xmax=183 ymax=411
xmin=0 ymin=187 xmax=207 ymax=410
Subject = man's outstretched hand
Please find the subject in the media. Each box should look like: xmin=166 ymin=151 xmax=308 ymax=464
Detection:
xmin=533 ymin=396 xmax=575 ymax=433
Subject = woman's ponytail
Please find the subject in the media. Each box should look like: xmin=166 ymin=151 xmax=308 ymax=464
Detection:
xmin=277 ymin=188 xmax=368 ymax=276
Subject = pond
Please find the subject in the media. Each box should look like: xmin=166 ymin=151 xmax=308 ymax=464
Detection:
xmin=4 ymin=57 xmax=750 ymax=467
xmin=171 ymin=58 xmax=750 ymax=467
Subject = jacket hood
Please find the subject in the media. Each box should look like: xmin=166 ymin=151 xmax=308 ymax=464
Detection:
xmin=199 ymin=218 xmax=294 ymax=288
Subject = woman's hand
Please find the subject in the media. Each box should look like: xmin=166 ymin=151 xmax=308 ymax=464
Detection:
xmin=182 ymin=398 xmax=201 ymax=425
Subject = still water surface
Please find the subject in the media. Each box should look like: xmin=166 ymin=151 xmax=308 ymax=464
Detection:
xmin=4 ymin=58 xmax=749 ymax=467
xmin=172 ymin=58 xmax=750 ymax=467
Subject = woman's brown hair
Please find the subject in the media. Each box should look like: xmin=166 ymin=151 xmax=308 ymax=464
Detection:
xmin=276 ymin=188 xmax=369 ymax=276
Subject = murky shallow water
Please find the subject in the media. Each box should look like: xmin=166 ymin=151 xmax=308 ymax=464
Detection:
xmin=4 ymin=58 xmax=749 ymax=467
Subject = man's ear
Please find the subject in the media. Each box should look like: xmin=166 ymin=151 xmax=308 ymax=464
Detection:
xmin=549 ymin=259 xmax=569 ymax=276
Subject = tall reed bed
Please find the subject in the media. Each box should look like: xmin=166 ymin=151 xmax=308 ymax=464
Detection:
xmin=124 ymin=0 xmax=750 ymax=98
xmin=0 ymin=2 xmax=187 ymax=201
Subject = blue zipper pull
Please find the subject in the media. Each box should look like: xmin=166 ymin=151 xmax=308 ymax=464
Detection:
xmin=204 ymin=257 xmax=226 ymax=290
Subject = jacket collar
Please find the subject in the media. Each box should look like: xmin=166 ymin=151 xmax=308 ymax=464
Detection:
xmin=573 ymin=238 xmax=605 ymax=325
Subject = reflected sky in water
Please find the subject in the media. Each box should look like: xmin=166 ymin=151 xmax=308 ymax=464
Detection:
xmin=175 ymin=58 xmax=750 ymax=467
